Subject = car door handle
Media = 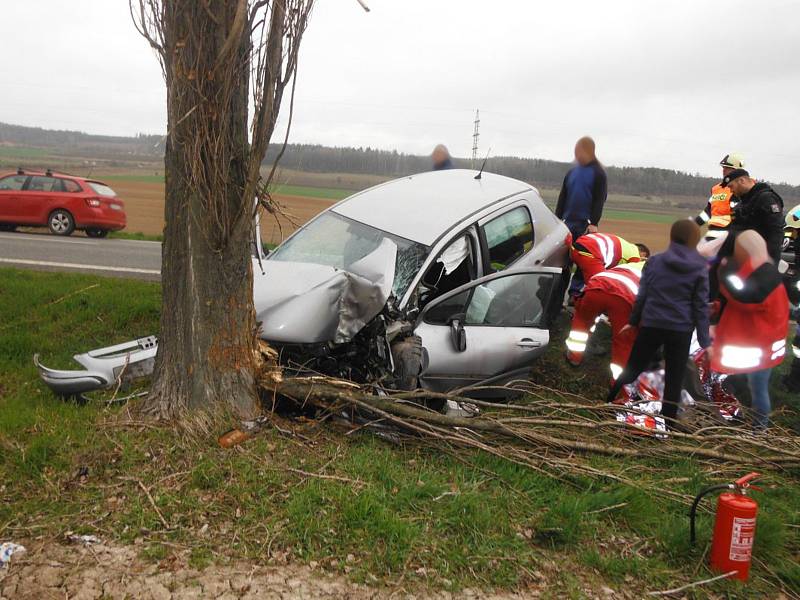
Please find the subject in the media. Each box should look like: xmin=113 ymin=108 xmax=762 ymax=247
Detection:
xmin=517 ymin=338 xmax=541 ymax=349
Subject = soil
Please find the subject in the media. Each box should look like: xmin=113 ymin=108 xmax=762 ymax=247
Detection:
xmin=0 ymin=539 xmax=623 ymax=600
xmin=111 ymin=180 xmax=671 ymax=250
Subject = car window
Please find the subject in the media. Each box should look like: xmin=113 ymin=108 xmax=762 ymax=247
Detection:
xmin=27 ymin=176 xmax=59 ymax=192
xmin=0 ymin=175 xmax=27 ymax=191
xmin=59 ymin=178 xmax=82 ymax=193
xmin=87 ymin=182 xmax=116 ymax=197
xmin=270 ymin=211 xmax=429 ymax=299
xmin=425 ymin=271 xmax=555 ymax=327
xmin=481 ymin=206 xmax=534 ymax=272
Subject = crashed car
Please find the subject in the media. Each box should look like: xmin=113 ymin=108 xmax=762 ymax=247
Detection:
xmin=253 ymin=169 xmax=569 ymax=393
xmin=37 ymin=169 xmax=569 ymax=398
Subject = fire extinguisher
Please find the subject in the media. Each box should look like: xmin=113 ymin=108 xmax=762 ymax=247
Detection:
xmin=690 ymin=472 xmax=762 ymax=581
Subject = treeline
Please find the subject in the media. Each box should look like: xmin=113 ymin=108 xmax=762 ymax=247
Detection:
xmin=265 ymin=144 xmax=800 ymax=201
xmin=2 ymin=122 xmax=798 ymax=201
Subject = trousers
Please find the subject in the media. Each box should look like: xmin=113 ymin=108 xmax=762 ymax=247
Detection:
xmin=606 ymin=326 xmax=693 ymax=421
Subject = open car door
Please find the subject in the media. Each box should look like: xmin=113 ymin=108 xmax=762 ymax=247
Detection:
xmin=414 ymin=267 xmax=560 ymax=393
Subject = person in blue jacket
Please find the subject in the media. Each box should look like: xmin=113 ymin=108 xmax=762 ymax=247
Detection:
xmin=556 ymin=136 xmax=608 ymax=300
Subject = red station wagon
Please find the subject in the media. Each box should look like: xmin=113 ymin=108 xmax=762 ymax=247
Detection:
xmin=0 ymin=169 xmax=126 ymax=237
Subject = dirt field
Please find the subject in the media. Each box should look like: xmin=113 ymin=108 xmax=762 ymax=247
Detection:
xmin=111 ymin=180 xmax=671 ymax=250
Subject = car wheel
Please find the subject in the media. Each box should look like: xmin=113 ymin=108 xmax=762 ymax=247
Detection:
xmin=0 ymin=224 xmax=16 ymax=232
xmin=48 ymin=210 xmax=75 ymax=236
xmin=86 ymin=228 xmax=108 ymax=238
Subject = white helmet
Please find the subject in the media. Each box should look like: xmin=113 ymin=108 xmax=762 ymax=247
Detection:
xmin=786 ymin=204 xmax=800 ymax=230
xmin=719 ymin=153 xmax=745 ymax=169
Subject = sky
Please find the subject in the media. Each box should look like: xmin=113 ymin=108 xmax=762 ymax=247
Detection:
xmin=1 ymin=0 xmax=799 ymax=184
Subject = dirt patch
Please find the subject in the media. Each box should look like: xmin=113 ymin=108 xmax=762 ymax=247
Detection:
xmin=0 ymin=540 xmax=577 ymax=600
xmin=602 ymin=219 xmax=670 ymax=253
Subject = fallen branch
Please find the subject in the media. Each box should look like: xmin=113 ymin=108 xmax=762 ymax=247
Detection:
xmin=647 ymin=570 xmax=738 ymax=596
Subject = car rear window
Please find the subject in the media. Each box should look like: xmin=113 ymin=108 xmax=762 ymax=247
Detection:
xmin=87 ymin=182 xmax=116 ymax=197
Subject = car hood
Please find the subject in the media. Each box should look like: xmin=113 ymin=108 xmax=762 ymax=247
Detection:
xmin=253 ymin=238 xmax=397 ymax=344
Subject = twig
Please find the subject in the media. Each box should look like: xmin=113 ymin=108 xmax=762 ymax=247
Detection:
xmin=647 ymin=571 xmax=738 ymax=596
xmin=586 ymin=502 xmax=628 ymax=515
xmin=134 ymin=479 xmax=170 ymax=529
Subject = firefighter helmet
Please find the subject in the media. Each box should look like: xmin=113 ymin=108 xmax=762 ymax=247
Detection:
xmin=785 ymin=204 xmax=800 ymax=230
xmin=719 ymin=153 xmax=745 ymax=169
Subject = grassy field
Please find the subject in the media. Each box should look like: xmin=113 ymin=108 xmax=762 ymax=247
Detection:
xmin=1 ymin=267 xmax=798 ymax=596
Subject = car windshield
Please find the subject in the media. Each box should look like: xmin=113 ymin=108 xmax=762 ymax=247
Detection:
xmin=87 ymin=182 xmax=116 ymax=197
xmin=269 ymin=211 xmax=429 ymax=299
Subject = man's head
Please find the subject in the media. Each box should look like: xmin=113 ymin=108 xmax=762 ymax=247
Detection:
xmin=574 ymin=136 xmax=596 ymax=166
xmin=719 ymin=152 xmax=745 ymax=177
xmin=635 ymin=243 xmax=651 ymax=259
xmin=721 ymin=168 xmax=755 ymax=196
xmin=431 ymin=144 xmax=451 ymax=168
xmin=670 ymin=219 xmax=702 ymax=249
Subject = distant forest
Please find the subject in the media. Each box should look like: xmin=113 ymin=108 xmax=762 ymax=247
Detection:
xmin=2 ymin=122 xmax=798 ymax=202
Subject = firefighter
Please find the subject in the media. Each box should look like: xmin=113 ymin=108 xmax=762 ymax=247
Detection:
xmin=695 ymin=153 xmax=744 ymax=240
xmin=568 ymin=232 xmax=645 ymax=296
xmin=711 ymin=230 xmax=789 ymax=430
xmin=565 ymin=261 xmax=645 ymax=382
xmin=781 ymin=204 xmax=800 ymax=392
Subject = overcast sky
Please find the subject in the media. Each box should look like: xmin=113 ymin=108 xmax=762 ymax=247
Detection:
xmin=1 ymin=0 xmax=799 ymax=184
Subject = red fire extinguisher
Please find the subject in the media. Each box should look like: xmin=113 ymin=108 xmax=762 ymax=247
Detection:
xmin=690 ymin=472 xmax=761 ymax=581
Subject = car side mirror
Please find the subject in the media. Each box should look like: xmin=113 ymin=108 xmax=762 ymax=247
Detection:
xmin=449 ymin=314 xmax=467 ymax=352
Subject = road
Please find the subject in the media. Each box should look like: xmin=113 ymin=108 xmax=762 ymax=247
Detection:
xmin=0 ymin=231 xmax=161 ymax=281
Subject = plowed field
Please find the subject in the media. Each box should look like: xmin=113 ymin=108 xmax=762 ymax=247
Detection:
xmin=111 ymin=180 xmax=672 ymax=250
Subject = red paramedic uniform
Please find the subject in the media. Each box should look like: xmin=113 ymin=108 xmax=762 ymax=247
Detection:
xmin=566 ymin=262 xmax=644 ymax=381
xmin=570 ymin=233 xmax=642 ymax=283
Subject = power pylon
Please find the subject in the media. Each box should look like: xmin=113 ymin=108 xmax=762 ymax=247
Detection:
xmin=471 ymin=109 xmax=480 ymax=169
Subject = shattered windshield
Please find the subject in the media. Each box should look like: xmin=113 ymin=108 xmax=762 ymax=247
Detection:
xmin=269 ymin=211 xmax=429 ymax=299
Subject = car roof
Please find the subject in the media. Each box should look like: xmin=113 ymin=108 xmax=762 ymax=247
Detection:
xmin=332 ymin=169 xmax=534 ymax=246
xmin=2 ymin=170 xmax=85 ymax=180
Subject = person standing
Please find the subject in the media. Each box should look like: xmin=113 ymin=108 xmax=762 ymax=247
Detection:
xmin=710 ymin=231 xmax=789 ymax=430
xmin=431 ymin=144 xmax=454 ymax=171
xmin=556 ymin=136 xmax=607 ymax=240
xmin=782 ymin=204 xmax=800 ymax=391
xmin=695 ymin=153 xmax=745 ymax=240
xmin=723 ymin=169 xmax=785 ymax=262
xmin=555 ymin=137 xmax=608 ymax=302
xmin=606 ymin=220 xmax=710 ymax=427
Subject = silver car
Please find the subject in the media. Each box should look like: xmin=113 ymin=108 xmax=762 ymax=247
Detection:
xmin=37 ymin=169 xmax=569 ymax=400
xmin=253 ymin=169 xmax=569 ymax=394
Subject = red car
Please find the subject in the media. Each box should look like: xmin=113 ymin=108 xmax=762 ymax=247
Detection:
xmin=0 ymin=169 xmax=126 ymax=237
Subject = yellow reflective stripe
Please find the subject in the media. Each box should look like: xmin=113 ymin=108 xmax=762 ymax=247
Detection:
xmin=566 ymin=340 xmax=587 ymax=352
xmin=708 ymin=215 xmax=732 ymax=227
xmin=569 ymin=330 xmax=589 ymax=342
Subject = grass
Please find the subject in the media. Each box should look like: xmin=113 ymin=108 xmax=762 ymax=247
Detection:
xmin=109 ymin=231 xmax=163 ymax=242
xmin=0 ymin=267 xmax=798 ymax=596
xmin=0 ymin=146 xmax=51 ymax=159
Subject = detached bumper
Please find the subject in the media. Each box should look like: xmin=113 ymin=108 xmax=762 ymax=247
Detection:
xmin=35 ymin=335 xmax=157 ymax=396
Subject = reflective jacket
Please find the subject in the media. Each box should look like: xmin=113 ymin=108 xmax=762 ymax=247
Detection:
xmin=712 ymin=259 xmax=789 ymax=373
xmin=695 ymin=184 xmax=734 ymax=230
xmin=571 ymin=233 xmax=642 ymax=270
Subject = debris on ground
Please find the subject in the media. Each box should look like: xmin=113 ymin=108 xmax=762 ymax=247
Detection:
xmin=0 ymin=543 xmax=25 ymax=568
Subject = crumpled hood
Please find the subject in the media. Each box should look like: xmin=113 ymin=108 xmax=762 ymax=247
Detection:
xmin=661 ymin=242 xmax=707 ymax=274
xmin=253 ymin=239 xmax=397 ymax=344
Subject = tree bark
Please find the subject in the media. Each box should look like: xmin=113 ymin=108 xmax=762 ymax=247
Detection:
xmin=144 ymin=0 xmax=257 ymax=419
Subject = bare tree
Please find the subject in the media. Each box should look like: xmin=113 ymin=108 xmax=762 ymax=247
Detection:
xmin=131 ymin=0 xmax=313 ymax=419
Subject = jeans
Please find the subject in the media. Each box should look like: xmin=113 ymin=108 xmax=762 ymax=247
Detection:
xmin=746 ymin=368 xmax=772 ymax=430
xmin=606 ymin=326 xmax=693 ymax=422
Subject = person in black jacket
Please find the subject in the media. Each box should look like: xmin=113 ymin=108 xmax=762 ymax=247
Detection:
xmin=723 ymin=169 xmax=785 ymax=262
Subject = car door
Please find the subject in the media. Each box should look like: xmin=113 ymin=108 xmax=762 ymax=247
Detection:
xmin=0 ymin=174 xmax=30 ymax=222
xmin=23 ymin=175 xmax=60 ymax=223
xmin=414 ymin=267 xmax=560 ymax=393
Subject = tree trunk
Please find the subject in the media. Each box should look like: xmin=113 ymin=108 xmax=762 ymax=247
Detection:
xmin=144 ymin=0 xmax=257 ymax=419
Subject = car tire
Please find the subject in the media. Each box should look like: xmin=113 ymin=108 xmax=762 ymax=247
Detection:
xmin=0 ymin=224 xmax=16 ymax=232
xmin=86 ymin=228 xmax=108 ymax=238
xmin=48 ymin=210 xmax=75 ymax=236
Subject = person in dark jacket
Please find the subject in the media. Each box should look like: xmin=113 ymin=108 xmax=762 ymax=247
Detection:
xmin=723 ymin=169 xmax=785 ymax=262
xmin=555 ymin=136 xmax=608 ymax=301
xmin=431 ymin=144 xmax=454 ymax=171
xmin=556 ymin=136 xmax=607 ymax=240
xmin=606 ymin=220 xmax=711 ymax=426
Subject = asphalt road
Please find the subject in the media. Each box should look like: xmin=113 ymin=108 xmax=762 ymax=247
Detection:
xmin=0 ymin=231 xmax=161 ymax=281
